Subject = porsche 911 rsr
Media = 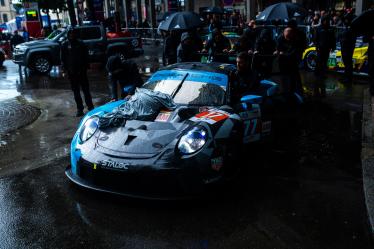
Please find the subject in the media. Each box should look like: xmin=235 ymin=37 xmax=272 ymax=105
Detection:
xmin=66 ymin=62 xmax=302 ymax=199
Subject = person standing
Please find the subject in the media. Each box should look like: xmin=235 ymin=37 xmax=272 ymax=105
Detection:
xmin=275 ymin=27 xmax=303 ymax=94
xmin=367 ymin=35 xmax=374 ymax=96
xmin=339 ymin=13 xmax=356 ymax=84
xmin=61 ymin=28 xmax=94 ymax=117
xmin=10 ymin=31 xmax=25 ymax=52
xmin=177 ymin=32 xmax=200 ymax=63
xmin=163 ymin=30 xmax=180 ymax=65
xmin=203 ymin=28 xmax=231 ymax=63
xmin=315 ymin=16 xmax=336 ymax=79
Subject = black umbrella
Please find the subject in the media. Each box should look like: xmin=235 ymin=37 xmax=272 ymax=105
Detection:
xmin=159 ymin=11 xmax=204 ymax=31
xmin=256 ymin=3 xmax=307 ymax=22
xmin=351 ymin=9 xmax=374 ymax=37
xmin=203 ymin=7 xmax=224 ymax=14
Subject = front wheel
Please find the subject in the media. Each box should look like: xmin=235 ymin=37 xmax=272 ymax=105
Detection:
xmin=30 ymin=55 xmax=52 ymax=74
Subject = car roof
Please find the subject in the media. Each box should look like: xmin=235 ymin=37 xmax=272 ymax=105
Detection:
xmin=164 ymin=62 xmax=236 ymax=75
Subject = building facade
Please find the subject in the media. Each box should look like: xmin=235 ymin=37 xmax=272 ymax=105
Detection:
xmin=0 ymin=0 xmax=16 ymax=24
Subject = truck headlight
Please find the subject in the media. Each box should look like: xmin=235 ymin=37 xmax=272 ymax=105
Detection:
xmin=79 ymin=116 xmax=99 ymax=143
xmin=178 ymin=127 xmax=208 ymax=154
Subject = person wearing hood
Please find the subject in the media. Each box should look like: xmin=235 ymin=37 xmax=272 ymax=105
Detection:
xmin=203 ymin=28 xmax=231 ymax=62
xmin=177 ymin=32 xmax=200 ymax=63
xmin=315 ymin=16 xmax=336 ymax=81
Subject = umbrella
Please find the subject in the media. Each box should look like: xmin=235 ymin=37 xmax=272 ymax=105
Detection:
xmin=256 ymin=3 xmax=307 ymax=22
xmin=351 ymin=9 xmax=374 ymax=37
xmin=159 ymin=11 xmax=204 ymax=31
xmin=203 ymin=7 xmax=224 ymax=14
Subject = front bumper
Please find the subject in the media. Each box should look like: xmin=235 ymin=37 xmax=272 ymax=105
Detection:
xmin=66 ymin=156 xmax=222 ymax=200
xmin=12 ymin=53 xmax=26 ymax=65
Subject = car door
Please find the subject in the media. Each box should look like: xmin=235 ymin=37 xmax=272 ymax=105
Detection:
xmin=78 ymin=26 xmax=106 ymax=62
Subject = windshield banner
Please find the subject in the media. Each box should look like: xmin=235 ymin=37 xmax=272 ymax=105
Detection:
xmin=149 ymin=70 xmax=228 ymax=88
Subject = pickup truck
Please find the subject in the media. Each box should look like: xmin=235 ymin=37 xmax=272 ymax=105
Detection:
xmin=13 ymin=25 xmax=143 ymax=74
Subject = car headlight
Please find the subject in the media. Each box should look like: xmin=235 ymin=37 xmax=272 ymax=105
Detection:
xmin=15 ymin=46 xmax=26 ymax=54
xmin=178 ymin=126 xmax=208 ymax=154
xmin=79 ymin=116 xmax=99 ymax=142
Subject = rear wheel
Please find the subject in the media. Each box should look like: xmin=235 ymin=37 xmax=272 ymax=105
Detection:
xmin=30 ymin=55 xmax=52 ymax=74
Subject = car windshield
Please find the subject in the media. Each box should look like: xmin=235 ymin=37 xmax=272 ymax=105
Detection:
xmin=143 ymin=80 xmax=226 ymax=106
xmin=45 ymin=30 xmax=64 ymax=40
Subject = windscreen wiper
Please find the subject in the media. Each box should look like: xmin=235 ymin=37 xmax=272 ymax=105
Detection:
xmin=171 ymin=73 xmax=189 ymax=98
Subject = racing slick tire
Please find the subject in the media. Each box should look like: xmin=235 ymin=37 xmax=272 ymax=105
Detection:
xmin=304 ymin=50 xmax=317 ymax=71
xmin=30 ymin=54 xmax=52 ymax=74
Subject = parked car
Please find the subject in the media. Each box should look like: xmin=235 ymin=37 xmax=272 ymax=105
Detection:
xmin=66 ymin=62 xmax=302 ymax=199
xmin=302 ymin=36 xmax=368 ymax=75
xmin=12 ymin=25 xmax=143 ymax=74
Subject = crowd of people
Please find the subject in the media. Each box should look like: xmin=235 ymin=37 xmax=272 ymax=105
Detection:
xmin=160 ymin=7 xmax=374 ymax=98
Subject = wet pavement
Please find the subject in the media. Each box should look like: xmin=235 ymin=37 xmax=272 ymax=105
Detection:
xmin=0 ymin=45 xmax=372 ymax=248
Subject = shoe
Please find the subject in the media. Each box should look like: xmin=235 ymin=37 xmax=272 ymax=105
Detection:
xmin=76 ymin=110 xmax=84 ymax=117
xmin=87 ymin=106 xmax=94 ymax=111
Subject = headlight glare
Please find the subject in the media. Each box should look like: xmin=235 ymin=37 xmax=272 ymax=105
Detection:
xmin=79 ymin=116 xmax=99 ymax=142
xmin=178 ymin=127 xmax=207 ymax=154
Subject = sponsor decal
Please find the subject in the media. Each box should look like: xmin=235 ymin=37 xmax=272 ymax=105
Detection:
xmin=155 ymin=111 xmax=172 ymax=122
xmin=98 ymin=159 xmax=130 ymax=170
xmin=243 ymin=118 xmax=261 ymax=143
xmin=190 ymin=109 xmax=230 ymax=124
xmin=211 ymin=157 xmax=223 ymax=171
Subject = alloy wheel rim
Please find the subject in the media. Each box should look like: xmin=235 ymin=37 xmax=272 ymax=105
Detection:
xmin=35 ymin=58 xmax=50 ymax=72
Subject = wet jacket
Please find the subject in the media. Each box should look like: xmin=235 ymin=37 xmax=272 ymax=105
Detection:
xmin=276 ymin=35 xmax=299 ymax=71
xmin=315 ymin=25 xmax=336 ymax=51
xmin=61 ymin=39 xmax=88 ymax=74
xmin=163 ymin=33 xmax=180 ymax=65
xmin=106 ymin=55 xmax=143 ymax=88
xmin=177 ymin=32 xmax=200 ymax=63
xmin=230 ymin=70 xmax=259 ymax=103
xmin=204 ymin=30 xmax=231 ymax=57
xmin=340 ymin=27 xmax=356 ymax=53
xmin=255 ymin=28 xmax=276 ymax=55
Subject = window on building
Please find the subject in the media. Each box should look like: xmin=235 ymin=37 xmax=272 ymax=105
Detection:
xmin=2 ymin=14 xmax=8 ymax=23
xmin=0 ymin=0 xmax=5 ymax=6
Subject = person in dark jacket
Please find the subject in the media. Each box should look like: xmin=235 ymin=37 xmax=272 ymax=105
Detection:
xmin=163 ymin=30 xmax=180 ymax=65
xmin=230 ymin=52 xmax=260 ymax=104
xmin=276 ymin=27 xmax=304 ymax=94
xmin=366 ymin=34 xmax=374 ymax=96
xmin=203 ymin=28 xmax=231 ymax=63
xmin=177 ymin=32 xmax=200 ymax=63
xmin=61 ymin=28 xmax=94 ymax=117
xmin=106 ymin=55 xmax=144 ymax=101
xmin=339 ymin=13 xmax=356 ymax=84
xmin=254 ymin=28 xmax=276 ymax=79
xmin=10 ymin=31 xmax=25 ymax=52
xmin=315 ymin=16 xmax=336 ymax=80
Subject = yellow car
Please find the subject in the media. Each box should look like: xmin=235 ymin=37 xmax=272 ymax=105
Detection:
xmin=302 ymin=37 xmax=369 ymax=75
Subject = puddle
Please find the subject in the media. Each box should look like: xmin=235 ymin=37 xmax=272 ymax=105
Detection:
xmin=0 ymin=89 xmax=20 ymax=102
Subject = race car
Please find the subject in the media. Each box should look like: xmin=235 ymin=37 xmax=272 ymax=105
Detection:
xmin=66 ymin=62 xmax=302 ymax=199
xmin=302 ymin=36 xmax=368 ymax=75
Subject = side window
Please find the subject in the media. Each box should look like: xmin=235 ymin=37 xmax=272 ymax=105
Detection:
xmin=79 ymin=27 xmax=101 ymax=40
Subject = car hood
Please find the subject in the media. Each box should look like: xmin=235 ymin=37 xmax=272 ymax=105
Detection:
xmin=96 ymin=119 xmax=189 ymax=158
xmin=20 ymin=40 xmax=57 ymax=48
